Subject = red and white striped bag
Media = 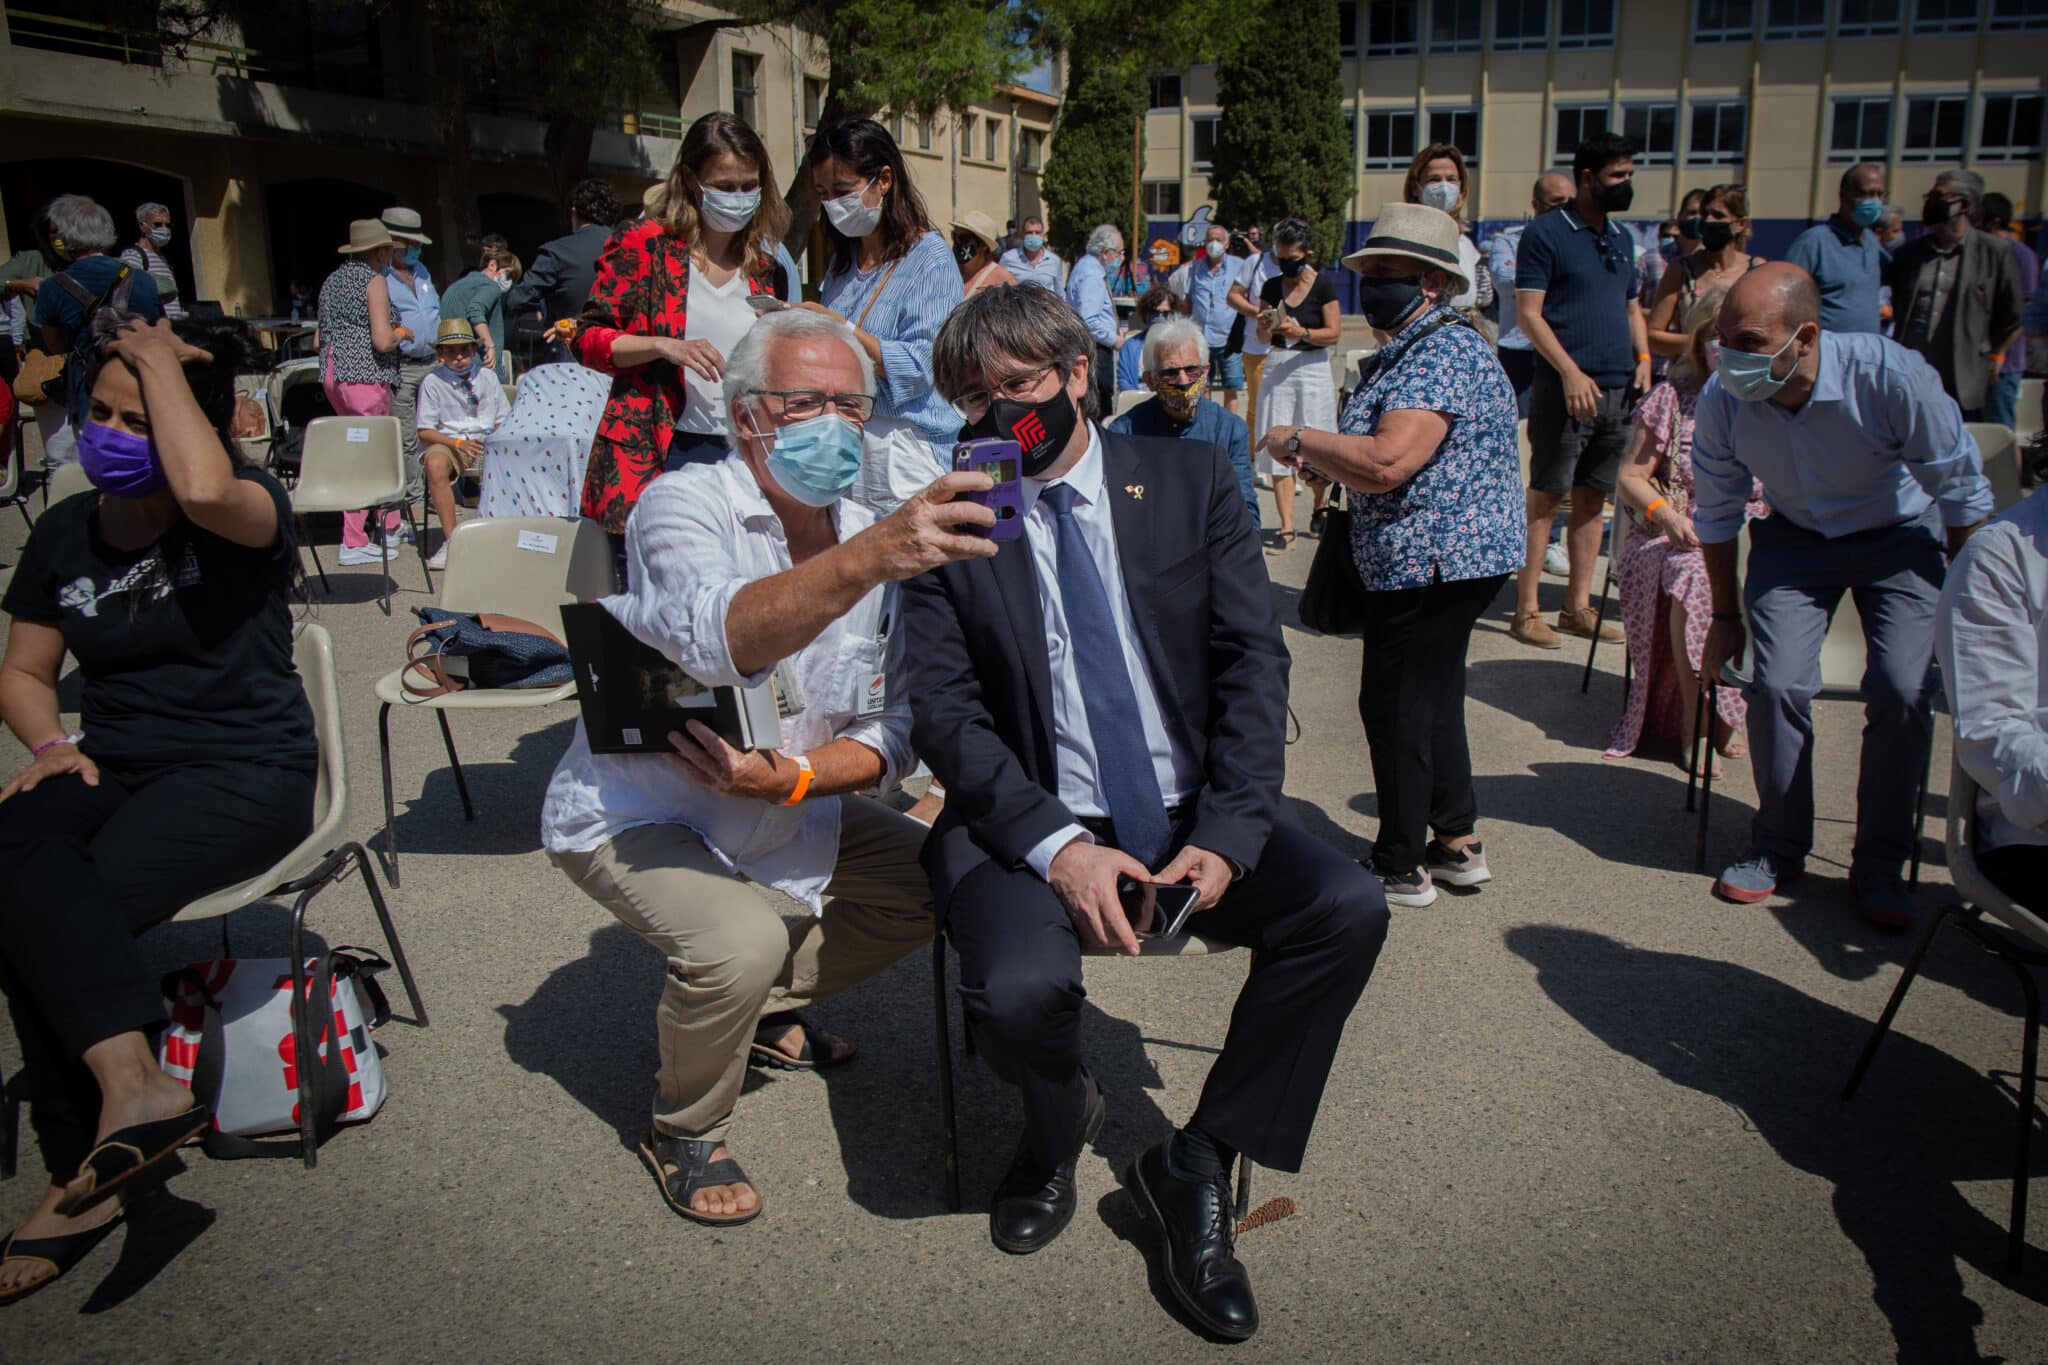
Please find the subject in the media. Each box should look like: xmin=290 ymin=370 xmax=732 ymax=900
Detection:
xmin=158 ymin=950 xmax=389 ymax=1158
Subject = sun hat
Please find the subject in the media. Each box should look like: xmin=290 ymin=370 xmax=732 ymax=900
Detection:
xmin=381 ymin=207 xmax=433 ymax=245
xmin=339 ymin=219 xmax=396 ymax=255
xmin=1340 ymin=203 xmax=1470 ymax=296
xmin=950 ymin=209 xmax=1001 ymax=252
xmin=434 ymin=319 xmax=479 ymax=348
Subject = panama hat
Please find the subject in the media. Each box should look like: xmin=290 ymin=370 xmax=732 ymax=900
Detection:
xmin=381 ymin=207 xmax=433 ymax=244
xmin=1340 ymin=203 xmax=1470 ymax=297
xmin=950 ymin=209 xmax=1001 ymax=252
xmin=338 ymin=219 xmax=396 ymax=255
xmin=433 ymin=319 xmax=479 ymax=348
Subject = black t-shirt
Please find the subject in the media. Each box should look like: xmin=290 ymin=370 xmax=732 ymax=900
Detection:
xmin=1258 ymin=271 xmax=1338 ymax=351
xmin=2 ymin=466 xmax=316 ymax=773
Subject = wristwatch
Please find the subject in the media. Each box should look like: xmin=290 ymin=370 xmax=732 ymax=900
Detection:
xmin=1285 ymin=428 xmax=1303 ymax=461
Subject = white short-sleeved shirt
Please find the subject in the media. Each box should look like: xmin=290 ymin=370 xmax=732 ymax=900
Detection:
xmin=680 ymin=266 xmax=758 ymax=436
xmin=415 ymin=369 xmax=510 ymax=441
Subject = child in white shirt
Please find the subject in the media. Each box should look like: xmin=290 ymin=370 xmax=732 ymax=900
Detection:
xmin=415 ymin=318 xmax=511 ymax=568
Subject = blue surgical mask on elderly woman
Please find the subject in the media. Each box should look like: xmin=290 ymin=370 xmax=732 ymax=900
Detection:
xmin=760 ymin=410 xmax=864 ymax=507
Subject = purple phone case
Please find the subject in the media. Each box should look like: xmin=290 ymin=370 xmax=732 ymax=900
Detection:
xmin=952 ymin=438 xmax=1027 ymax=541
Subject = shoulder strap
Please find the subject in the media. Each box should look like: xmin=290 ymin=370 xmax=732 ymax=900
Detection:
xmin=854 ymin=256 xmax=905 ymax=331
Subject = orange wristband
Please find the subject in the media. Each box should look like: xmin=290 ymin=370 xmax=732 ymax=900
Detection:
xmin=1644 ymin=497 xmax=1668 ymax=521
xmin=780 ymin=752 xmax=815 ymax=806
xmin=1988 ymin=352 xmax=2005 ymax=364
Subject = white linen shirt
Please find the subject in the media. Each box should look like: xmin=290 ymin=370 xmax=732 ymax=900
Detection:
xmin=540 ymin=455 xmax=913 ymax=913
xmin=415 ymin=369 xmax=510 ymax=441
xmin=1018 ymin=424 xmax=1204 ymax=878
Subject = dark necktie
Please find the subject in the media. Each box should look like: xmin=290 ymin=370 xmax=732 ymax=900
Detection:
xmin=1037 ymin=481 xmax=1171 ymax=868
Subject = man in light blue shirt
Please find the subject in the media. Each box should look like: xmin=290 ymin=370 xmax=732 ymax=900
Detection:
xmin=381 ymin=206 xmax=441 ymax=489
xmin=1186 ymin=222 xmax=1243 ymax=414
xmin=1489 ymin=172 xmax=1575 ymax=415
xmin=1783 ymin=163 xmax=1888 ymax=335
xmin=1000 ymin=215 xmax=1065 ymax=291
xmin=1065 ymin=223 xmax=1122 ymax=417
xmin=1696 ymin=264 xmax=1991 ymax=925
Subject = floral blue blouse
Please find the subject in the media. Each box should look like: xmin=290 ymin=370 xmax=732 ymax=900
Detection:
xmin=1340 ymin=305 xmax=1525 ymax=592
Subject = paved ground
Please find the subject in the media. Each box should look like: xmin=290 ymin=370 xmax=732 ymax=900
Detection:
xmin=2 ymin=480 xmax=2045 ymax=1363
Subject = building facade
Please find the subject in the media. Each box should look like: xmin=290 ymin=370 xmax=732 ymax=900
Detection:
xmin=0 ymin=2 xmax=1055 ymax=315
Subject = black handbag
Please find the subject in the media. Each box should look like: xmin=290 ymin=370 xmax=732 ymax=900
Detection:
xmin=1296 ymin=504 xmax=1369 ymax=635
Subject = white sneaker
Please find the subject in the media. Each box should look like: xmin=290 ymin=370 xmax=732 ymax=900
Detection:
xmin=336 ymin=542 xmax=395 ymax=566
xmin=1542 ymin=542 xmax=1570 ymax=577
xmin=395 ymin=521 xmax=415 ymax=544
xmin=425 ymin=544 xmax=448 ymax=571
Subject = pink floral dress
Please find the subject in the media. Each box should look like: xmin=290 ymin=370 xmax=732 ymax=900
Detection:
xmin=1603 ymin=381 xmax=1768 ymax=760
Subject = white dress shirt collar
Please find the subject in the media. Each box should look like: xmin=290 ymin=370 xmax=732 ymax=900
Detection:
xmin=1021 ymin=420 xmax=1105 ymax=519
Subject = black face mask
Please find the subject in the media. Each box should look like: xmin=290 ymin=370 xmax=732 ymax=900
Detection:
xmin=1679 ymin=215 xmax=1703 ymax=242
xmin=1698 ymin=220 xmax=1735 ymax=251
xmin=1922 ymin=195 xmax=1960 ymax=227
xmin=962 ymin=389 xmax=1082 ymax=477
xmin=1596 ymin=179 xmax=1635 ymax=213
xmin=953 ymin=240 xmax=979 ymax=267
xmin=1275 ymin=256 xmax=1307 ymax=277
xmin=1357 ymin=274 xmax=1426 ymax=330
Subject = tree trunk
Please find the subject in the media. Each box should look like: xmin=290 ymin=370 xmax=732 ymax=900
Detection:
xmin=544 ymin=113 xmax=598 ymax=216
xmin=428 ymin=5 xmax=481 ymax=264
xmin=780 ymin=80 xmax=875 ymax=270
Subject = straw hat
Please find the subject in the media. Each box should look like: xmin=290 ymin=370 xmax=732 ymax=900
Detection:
xmin=433 ymin=319 xmax=479 ymax=348
xmin=381 ymin=207 xmax=433 ymax=244
xmin=950 ymin=209 xmax=1001 ymax=252
xmin=338 ymin=219 xmax=396 ymax=255
xmin=1340 ymin=203 xmax=1470 ymax=296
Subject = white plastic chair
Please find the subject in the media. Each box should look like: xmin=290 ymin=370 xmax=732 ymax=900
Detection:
xmin=1112 ymin=388 xmax=1149 ymax=418
xmin=1843 ymin=743 xmax=2048 ymax=1272
xmin=2015 ymin=377 xmax=2043 ymax=447
xmin=368 ymin=515 xmax=614 ymax=885
xmin=1968 ymin=422 xmax=2022 ymax=512
xmin=0 ymin=418 xmax=28 ymax=528
xmin=290 ymin=415 xmax=430 ymax=614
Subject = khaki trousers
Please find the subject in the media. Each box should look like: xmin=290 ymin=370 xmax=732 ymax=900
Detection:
xmin=1243 ymin=352 xmax=1267 ymax=444
xmin=549 ymin=796 xmax=933 ymax=1144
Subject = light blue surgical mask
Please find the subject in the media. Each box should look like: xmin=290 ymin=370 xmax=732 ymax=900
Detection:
xmin=402 ymin=245 xmax=422 ymax=267
xmin=1717 ymin=330 xmax=1802 ymax=403
xmin=761 ymin=411 xmax=863 ymax=507
xmin=699 ymin=187 xmax=761 ymax=233
xmin=1850 ymin=197 xmax=1885 ymax=229
xmin=1022 ymin=233 xmax=1044 ymax=252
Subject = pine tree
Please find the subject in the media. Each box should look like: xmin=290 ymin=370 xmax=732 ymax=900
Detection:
xmin=1210 ymin=0 xmax=1352 ymax=265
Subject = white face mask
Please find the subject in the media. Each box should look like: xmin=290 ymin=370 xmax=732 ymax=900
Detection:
xmin=1419 ymin=181 xmax=1461 ymax=214
xmin=700 ymin=187 xmax=761 ymax=232
xmin=494 ymin=273 xmax=513 ymax=293
xmin=822 ymin=181 xmax=884 ymax=238
xmin=1204 ymin=240 xmax=1225 ymax=260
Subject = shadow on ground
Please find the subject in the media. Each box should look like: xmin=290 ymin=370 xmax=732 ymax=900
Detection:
xmin=1507 ymin=924 xmax=2047 ymax=1365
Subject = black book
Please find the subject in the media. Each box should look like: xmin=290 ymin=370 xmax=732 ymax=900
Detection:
xmin=560 ymin=601 xmax=784 ymax=754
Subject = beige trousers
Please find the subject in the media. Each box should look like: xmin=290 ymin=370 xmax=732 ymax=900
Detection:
xmin=549 ymin=796 xmax=933 ymax=1144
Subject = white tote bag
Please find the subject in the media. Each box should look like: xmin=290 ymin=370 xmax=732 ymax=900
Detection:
xmin=158 ymin=951 xmax=390 ymax=1157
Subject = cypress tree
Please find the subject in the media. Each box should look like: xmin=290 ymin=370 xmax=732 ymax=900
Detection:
xmin=1040 ymin=48 xmax=1146 ymax=261
xmin=1210 ymin=0 xmax=1352 ymax=264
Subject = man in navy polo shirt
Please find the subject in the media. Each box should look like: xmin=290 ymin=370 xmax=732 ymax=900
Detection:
xmin=1784 ymin=163 xmax=1887 ymax=335
xmin=1510 ymin=131 xmax=1651 ymax=649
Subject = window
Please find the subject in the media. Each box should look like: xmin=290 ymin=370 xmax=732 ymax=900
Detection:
xmin=1688 ymin=100 xmax=1747 ymax=165
xmin=1191 ymin=114 xmax=1221 ymax=171
xmin=1363 ymin=108 xmax=1418 ymax=168
xmin=1621 ymin=101 xmax=1677 ymax=164
xmin=1828 ymin=96 xmax=1893 ymax=160
xmin=1494 ymin=0 xmax=1550 ymax=49
xmin=959 ymin=113 xmax=977 ymax=157
xmin=1428 ymin=107 xmax=1480 ymax=165
xmin=1988 ymin=0 xmax=2048 ymax=27
xmin=1142 ymin=180 xmax=1184 ymax=217
xmin=1557 ymin=0 xmax=1616 ymax=46
xmin=918 ymin=119 xmax=934 ymax=152
xmin=1338 ymin=1 xmax=1360 ymax=54
xmin=1899 ymin=92 xmax=1969 ymax=159
xmin=1366 ymin=0 xmax=1421 ymax=55
xmin=730 ymin=52 xmax=759 ymax=128
xmin=1553 ymin=103 xmax=1609 ymax=161
xmin=986 ymin=117 xmax=1002 ymax=162
xmin=1430 ymin=0 xmax=1484 ymax=50
xmin=1148 ymin=73 xmax=1182 ymax=110
xmin=1693 ymin=0 xmax=1756 ymax=41
xmin=1911 ymin=0 xmax=1980 ymax=31
xmin=1764 ymin=0 xmax=1828 ymax=36
xmin=1978 ymin=91 xmax=2043 ymax=159
xmin=802 ymin=76 xmax=826 ymax=129
xmin=1019 ymin=128 xmax=1045 ymax=170
xmin=1835 ymin=0 xmax=1903 ymax=34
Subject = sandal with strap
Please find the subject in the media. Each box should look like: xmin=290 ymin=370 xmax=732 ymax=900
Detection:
xmin=747 ymin=1011 xmax=854 ymax=1072
xmin=0 ymin=1209 xmax=125 ymax=1306
xmin=52 ymin=1102 xmax=210 ymax=1217
xmin=637 ymin=1131 xmax=764 ymax=1227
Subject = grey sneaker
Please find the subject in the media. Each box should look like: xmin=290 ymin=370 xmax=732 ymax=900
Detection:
xmin=1425 ymin=839 xmax=1491 ymax=888
xmin=1851 ymin=864 xmax=1918 ymax=930
xmin=1374 ymin=866 xmax=1438 ymax=909
xmin=1714 ymin=850 xmax=1805 ymax=904
xmin=1543 ymin=542 xmax=1570 ymax=576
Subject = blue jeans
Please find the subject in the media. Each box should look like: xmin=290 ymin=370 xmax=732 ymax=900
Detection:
xmin=1207 ymin=345 xmax=1245 ymax=392
xmin=1986 ymin=372 xmax=2021 ymax=429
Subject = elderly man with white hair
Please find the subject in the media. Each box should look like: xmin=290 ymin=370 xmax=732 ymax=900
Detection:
xmin=1064 ymin=223 xmax=1124 ymax=417
xmin=540 ymin=308 xmax=1000 ymax=1230
xmin=116 ymin=202 xmax=184 ymax=320
xmin=31 ymin=195 xmax=163 ymax=444
xmin=1107 ymin=315 xmax=1258 ymax=527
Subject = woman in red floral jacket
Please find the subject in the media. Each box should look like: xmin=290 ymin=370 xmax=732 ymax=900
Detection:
xmin=574 ymin=115 xmax=792 ymax=575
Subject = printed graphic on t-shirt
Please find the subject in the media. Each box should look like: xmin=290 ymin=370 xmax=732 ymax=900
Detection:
xmin=55 ymin=542 xmax=201 ymax=618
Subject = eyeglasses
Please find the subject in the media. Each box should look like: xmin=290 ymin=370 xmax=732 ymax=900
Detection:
xmin=746 ymin=389 xmax=876 ymax=422
xmin=1150 ymin=364 xmax=1205 ymax=383
xmin=952 ymin=363 xmax=1061 ymax=419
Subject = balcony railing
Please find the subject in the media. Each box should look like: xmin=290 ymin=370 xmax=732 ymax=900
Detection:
xmin=5 ymin=7 xmax=263 ymax=77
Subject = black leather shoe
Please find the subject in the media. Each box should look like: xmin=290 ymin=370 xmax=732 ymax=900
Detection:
xmin=1128 ymin=1140 xmax=1259 ymax=1341
xmin=989 ymin=1072 xmax=1105 ymax=1255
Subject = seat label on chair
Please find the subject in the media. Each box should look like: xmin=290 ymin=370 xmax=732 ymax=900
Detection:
xmin=345 ymin=426 xmax=371 ymax=443
xmin=516 ymin=530 xmax=559 ymax=555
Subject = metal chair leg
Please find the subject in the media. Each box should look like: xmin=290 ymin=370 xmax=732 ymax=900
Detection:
xmin=299 ymin=517 xmax=331 ymax=595
xmin=436 ymin=710 xmax=476 ymax=821
xmin=403 ymin=501 xmax=434 ymax=595
xmin=1991 ymin=939 xmax=2039 ymax=1273
xmin=375 ymin=511 xmax=394 ymax=616
xmin=378 ymin=702 xmax=401 ymax=887
xmin=1579 ymin=557 xmax=1614 ymax=694
xmin=287 ymin=888 xmax=319 ymax=1170
xmin=1693 ymin=684 xmax=1715 ymax=873
xmin=1909 ymin=738 xmax=1932 ymax=890
xmin=933 ymin=932 xmax=962 ymax=1213
xmin=352 ymin=842 xmax=429 ymax=1026
xmin=1685 ymin=684 xmax=1707 ymax=813
xmin=1842 ymin=903 xmax=1957 ymax=1102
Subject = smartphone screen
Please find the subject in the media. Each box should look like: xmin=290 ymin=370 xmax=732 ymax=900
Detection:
xmin=972 ymin=456 xmax=1018 ymax=483
xmin=1118 ymin=877 xmax=1202 ymax=939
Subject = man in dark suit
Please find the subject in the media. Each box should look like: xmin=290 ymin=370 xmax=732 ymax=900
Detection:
xmin=507 ymin=178 xmax=620 ymax=364
xmin=904 ymin=285 xmax=1389 ymax=1342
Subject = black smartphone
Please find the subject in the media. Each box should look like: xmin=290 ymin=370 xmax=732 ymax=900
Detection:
xmin=1117 ymin=876 xmax=1202 ymax=940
